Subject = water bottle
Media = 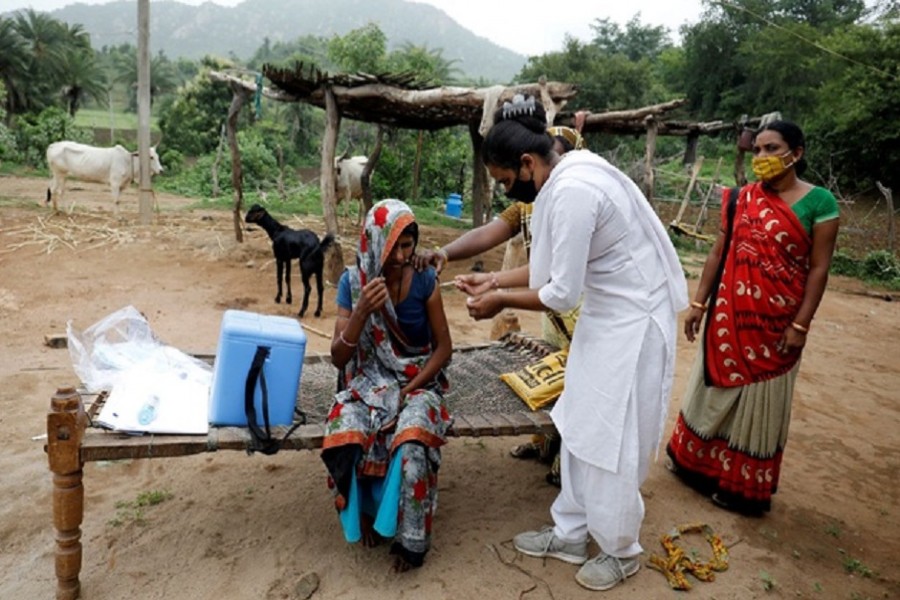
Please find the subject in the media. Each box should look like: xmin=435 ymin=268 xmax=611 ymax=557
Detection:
xmin=138 ymin=395 xmax=160 ymax=426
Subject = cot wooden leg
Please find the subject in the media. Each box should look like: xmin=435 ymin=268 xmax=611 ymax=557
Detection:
xmin=47 ymin=387 xmax=86 ymax=600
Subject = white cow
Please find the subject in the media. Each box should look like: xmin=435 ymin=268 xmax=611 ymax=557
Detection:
xmin=334 ymin=154 xmax=370 ymax=225
xmin=46 ymin=142 xmax=163 ymax=214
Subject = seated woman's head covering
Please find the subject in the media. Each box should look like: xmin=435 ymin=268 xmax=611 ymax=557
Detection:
xmin=358 ymin=199 xmax=417 ymax=285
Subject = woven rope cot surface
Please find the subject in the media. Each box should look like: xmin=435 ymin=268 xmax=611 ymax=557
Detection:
xmin=299 ymin=333 xmax=558 ymax=423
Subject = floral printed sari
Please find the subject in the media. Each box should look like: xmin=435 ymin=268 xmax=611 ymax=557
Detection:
xmin=322 ymin=199 xmax=451 ymax=567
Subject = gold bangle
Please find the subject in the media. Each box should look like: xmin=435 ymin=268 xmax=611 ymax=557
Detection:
xmin=436 ymin=247 xmax=449 ymax=262
xmin=690 ymin=301 xmax=707 ymax=312
xmin=339 ymin=330 xmax=358 ymax=347
xmin=790 ymin=321 xmax=809 ymax=334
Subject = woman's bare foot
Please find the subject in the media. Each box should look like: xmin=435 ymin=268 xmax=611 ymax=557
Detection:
xmin=360 ymin=514 xmax=382 ymax=548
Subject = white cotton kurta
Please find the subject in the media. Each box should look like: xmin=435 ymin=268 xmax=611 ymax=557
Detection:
xmin=528 ymin=151 xmax=688 ymax=555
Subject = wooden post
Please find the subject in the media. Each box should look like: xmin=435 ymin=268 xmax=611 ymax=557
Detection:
xmin=683 ymin=131 xmax=700 ymax=167
xmin=321 ymin=86 xmax=345 ymax=284
xmin=47 ymin=387 xmax=86 ymax=600
xmin=137 ymin=0 xmax=152 ymax=225
xmin=321 ymin=86 xmax=341 ymax=237
xmin=468 ymin=120 xmax=489 ymax=228
xmin=643 ymin=116 xmax=658 ymax=204
xmin=226 ymin=84 xmax=248 ymax=243
xmin=411 ymin=130 xmax=424 ymax=203
xmin=360 ymin=126 xmax=384 ymax=218
xmin=876 ymin=181 xmax=895 ymax=253
xmin=211 ymin=123 xmax=225 ymax=198
xmin=276 ymin=144 xmax=285 ymax=201
xmin=734 ymin=148 xmax=747 ymax=187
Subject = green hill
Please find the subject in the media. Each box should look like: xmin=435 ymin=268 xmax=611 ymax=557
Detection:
xmin=35 ymin=0 xmax=527 ymax=83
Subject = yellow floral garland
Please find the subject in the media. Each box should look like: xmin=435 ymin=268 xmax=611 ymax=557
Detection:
xmin=647 ymin=523 xmax=729 ymax=590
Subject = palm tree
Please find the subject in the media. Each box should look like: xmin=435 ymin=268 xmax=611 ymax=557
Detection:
xmin=0 ymin=18 xmax=29 ymax=120
xmin=389 ymin=42 xmax=462 ymax=86
xmin=14 ymin=9 xmax=69 ymax=112
xmin=114 ymin=46 xmax=179 ymax=112
xmin=60 ymin=49 xmax=108 ymax=116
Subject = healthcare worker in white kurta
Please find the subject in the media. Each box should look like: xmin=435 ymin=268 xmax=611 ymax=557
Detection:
xmin=459 ymin=95 xmax=688 ymax=592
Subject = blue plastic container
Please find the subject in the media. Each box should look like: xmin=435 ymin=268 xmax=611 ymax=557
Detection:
xmin=209 ymin=310 xmax=307 ymax=426
xmin=445 ymin=193 xmax=462 ymax=218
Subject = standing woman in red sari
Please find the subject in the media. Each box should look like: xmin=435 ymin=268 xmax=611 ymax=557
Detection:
xmin=666 ymin=120 xmax=839 ymax=516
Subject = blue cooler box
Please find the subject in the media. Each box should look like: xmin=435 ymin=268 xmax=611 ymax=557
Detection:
xmin=209 ymin=310 xmax=307 ymax=426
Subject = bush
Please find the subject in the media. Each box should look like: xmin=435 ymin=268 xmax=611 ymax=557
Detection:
xmin=830 ymin=249 xmax=900 ymax=288
xmin=158 ymin=148 xmax=185 ymax=176
xmin=0 ymin=83 xmax=17 ymax=163
xmin=862 ymin=250 xmax=900 ymax=281
xmin=157 ymin=129 xmax=279 ymax=198
xmin=157 ymin=70 xmax=233 ymax=157
xmin=13 ymin=107 xmax=91 ymax=168
xmin=829 ymin=251 xmax=861 ymax=277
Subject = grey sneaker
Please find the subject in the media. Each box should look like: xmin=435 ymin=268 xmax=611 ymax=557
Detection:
xmin=575 ymin=553 xmax=641 ymax=591
xmin=513 ymin=526 xmax=588 ymax=565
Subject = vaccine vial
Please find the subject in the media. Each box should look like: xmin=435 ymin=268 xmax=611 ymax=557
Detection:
xmin=138 ymin=395 xmax=160 ymax=426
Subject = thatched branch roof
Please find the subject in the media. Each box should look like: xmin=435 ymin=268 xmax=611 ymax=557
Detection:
xmin=209 ymin=67 xmax=746 ymax=138
xmin=256 ymin=63 xmax=578 ymax=130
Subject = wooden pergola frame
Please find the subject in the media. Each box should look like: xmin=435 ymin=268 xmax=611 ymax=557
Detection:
xmin=209 ymin=65 xmax=770 ymax=280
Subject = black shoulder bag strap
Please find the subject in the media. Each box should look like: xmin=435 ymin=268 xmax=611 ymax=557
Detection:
xmin=244 ymin=346 xmax=281 ymax=455
xmin=702 ymin=186 xmax=740 ymax=387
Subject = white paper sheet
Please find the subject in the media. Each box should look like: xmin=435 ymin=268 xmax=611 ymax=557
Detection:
xmin=96 ymin=352 xmax=211 ymax=435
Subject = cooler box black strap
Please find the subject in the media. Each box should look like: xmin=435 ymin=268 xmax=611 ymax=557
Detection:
xmin=244 ymin=345 xmax=280 ymax=455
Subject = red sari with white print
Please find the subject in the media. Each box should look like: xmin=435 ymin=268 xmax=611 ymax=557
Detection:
xmin=667 ymin=182 xmax=812 ymax=513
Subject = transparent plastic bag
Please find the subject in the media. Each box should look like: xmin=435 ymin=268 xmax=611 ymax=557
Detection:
xmin=67 ymin=305 xmax=209 ymax=393
xmin=67 ymin=305 xmax=212 ymax=433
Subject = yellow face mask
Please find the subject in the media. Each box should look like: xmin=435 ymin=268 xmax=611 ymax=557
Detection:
xmin=751 ymin=151 xmax=795 ymax=182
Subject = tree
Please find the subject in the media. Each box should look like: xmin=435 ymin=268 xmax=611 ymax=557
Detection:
xmin=733 ymin=22 xmax=834 ymax=118
xmin=59 ymin=48 xmax=108 ymax=116
xmin=518 ymin=33 xmax=663 ymax=112
xmin=0 ymin=81 xmax=18 ymax=160
xmin=679 ymin=18 xmax=751 ymax=115
xmin=157 ymin=61 xmax=236 ymax=157
xmin=806 ymin=22 xmax=900 ymax=190
xmin=327 ymin=23 xmax=388 ymax=73
xmin=13 ymin=9 xmax=70 ymax=113
xmin=775 ymin=0 xmax=865 ymax=29
xmin=113 ymin=46 xmax=179 ymax=111
xmin=246 ymin=34 xmax=330 ymax=72
xmin=589 ymin=14 xmax=672 ymax=61
xmin=0 ymin=18 xmax=28 ymax=120
xmin=387 ymin=42 xmax=461 ymax=86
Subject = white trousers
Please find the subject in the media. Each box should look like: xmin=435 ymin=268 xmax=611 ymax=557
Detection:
xmin=549 ymin=321 xmax=666 ymax=558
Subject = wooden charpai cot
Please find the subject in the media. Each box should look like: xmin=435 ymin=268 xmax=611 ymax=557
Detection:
xmin=45 ymin=333 xmax=558 ymax=600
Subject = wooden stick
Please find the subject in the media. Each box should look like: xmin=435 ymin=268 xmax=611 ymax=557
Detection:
xmin=876 ymin=181 xmax=895 ymax=253
xmin=694 ymin=157 xmax=723 ymax=235
xmin=301 ymin=324 xmax=333 ymax=340
xmin=674 ymin=157 xmax=704 ymax=224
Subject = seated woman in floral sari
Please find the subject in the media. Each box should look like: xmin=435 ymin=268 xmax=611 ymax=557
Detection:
xmin=322 ymin=199 xmax=452 ymax=571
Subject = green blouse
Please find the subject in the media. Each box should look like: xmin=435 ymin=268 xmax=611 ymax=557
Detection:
xmin=792 ymin=186 xmax=839 ymax=235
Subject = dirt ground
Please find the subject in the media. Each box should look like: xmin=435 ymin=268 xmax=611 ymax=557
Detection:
xmin=1 ymin=176 xmax=898 ymax=600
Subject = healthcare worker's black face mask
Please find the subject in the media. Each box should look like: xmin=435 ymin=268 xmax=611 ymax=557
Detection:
xmin=505 ymin=168 xmax=538 ymax=203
